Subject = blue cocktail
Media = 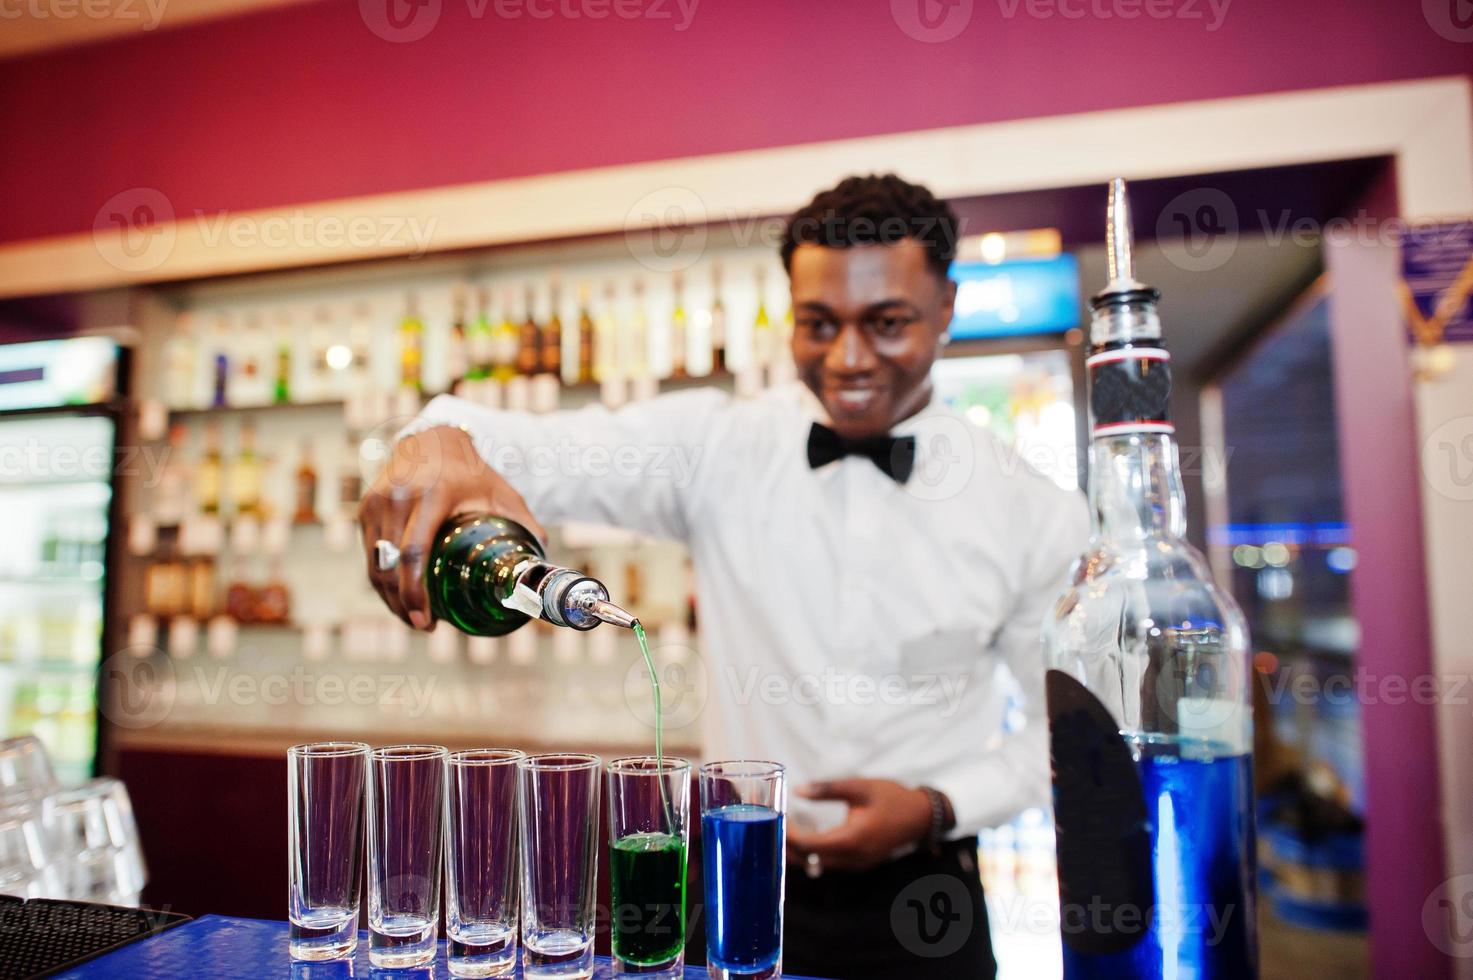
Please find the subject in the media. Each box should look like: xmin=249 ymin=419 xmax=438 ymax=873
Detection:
xmin=699 ymin=762 xmax=785 ymax=980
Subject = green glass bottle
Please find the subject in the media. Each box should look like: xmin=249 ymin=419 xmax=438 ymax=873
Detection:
xmin=373 ymin=513 xmax=635 ymax=636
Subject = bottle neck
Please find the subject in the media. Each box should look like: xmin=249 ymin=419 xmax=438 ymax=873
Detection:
xmin=1088 ymin=432 xmax=1187 ymax=544
xmin=1083 ymin=289 xmax=1179 ymax=545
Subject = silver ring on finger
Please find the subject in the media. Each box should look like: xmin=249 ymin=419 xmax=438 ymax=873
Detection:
xmin=373 ymin=539 xmax=401 ymax=572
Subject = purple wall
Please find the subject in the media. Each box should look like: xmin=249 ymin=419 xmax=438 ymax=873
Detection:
xmin=1327 ymin=213 xmax=1447 ymax=977
xmin=0 ymin=0 xmax=1470 ymax=245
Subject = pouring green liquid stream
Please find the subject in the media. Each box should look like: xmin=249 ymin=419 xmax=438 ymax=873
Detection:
xmin=632 ymin=619 xmax=675 ymax=833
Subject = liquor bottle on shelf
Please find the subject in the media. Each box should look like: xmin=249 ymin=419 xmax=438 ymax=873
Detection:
xmin=467 ymin=288 xmax=495 ymax=383
xmin=349 ymin=302 xmax=374 ymax=389
xmin=399 ymin=294 xmax=424 ymax=392
xmin=197 ymin=422 xmax=224 ymax=516
xmin=541 ymin=280 xmax=563 ymax=379
xmin=153 ymin=423 xmax=191 ymax=527
xmin=574 ymin=282 xmax=596 ymax=386
xmin=308 ymin=307 xmax=335 ymax=401
xmin=372 ymin=514 xmax=637 ymax=637
xmin=188 ymin=556 xmax=215 ymax=620
xmin=486 ymin=289 xmax=514 ymax=383
xmin=595 ymin=282 xmax=620 ymax=386
xmin=768 ymin=303 xmax=797 ymax=387
xmin=515 ymin=285 xmax=542 ymax=378
xmin=339 ymin=437 xmax=362 ymax=518
xmin=1043 ymin=180 xmax=1257 ymax=979
xmin=144 ymin=540 xmax=187 ymax=619
xmin=257 ymin=561 xmax=291 ymax=625
xmin=447 ymin=285 xmax=470 ymax=395
xmin=294 ymin=440 xmax=319 ymax=524
xmin=230 ymin=420 xmax=264 ymax=518
xmin=223 ymin=560 xmax=255 ymax=623
xmin=669 ymin=272 xmax=689 ymax=380
xmin=751 ymin=267 xmax=774 ymax=371
xmin=624 ymin=279 xmax=651 ymax=397
xmin=162 ymin=313 xmax=198 ymax=409
xmin=272 ymin=312 xmax=293 ymax=405
xmin=238 ymin=314 xmax=267 ymax=405
xmin=711 ymin=261 xmax=729 ymax=375
xmin=210 ymin=317 xmax=231 ymax=408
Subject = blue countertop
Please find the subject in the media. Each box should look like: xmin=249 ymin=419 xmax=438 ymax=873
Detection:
xmin=53 ymin=915 xmax=824 ymax=978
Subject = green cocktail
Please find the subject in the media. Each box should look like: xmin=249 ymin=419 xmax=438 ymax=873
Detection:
xmin=609 ymin=831 xmax=687 ymax=968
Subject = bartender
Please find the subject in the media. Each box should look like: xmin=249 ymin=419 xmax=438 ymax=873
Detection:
xmin=360 ymin=174 xmax=1088 ymax=979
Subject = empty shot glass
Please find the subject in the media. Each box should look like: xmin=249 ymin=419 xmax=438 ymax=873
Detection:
xmin=700 ymin=761 xmax=786 ymax=980
xmin=0 ymin=735 xmax=57 ymax=808
xmin=288 ymin=741 xmax=369 ymax=961
xmin=607 ymin=757 xmax=691 ymax=980
xmin=518 ymin=753 xmax=600 ymax=980
xmin=367 ymin=744 xmax=448 ymax=968
xmin=444 ymin=748 xmax=524 ymax=978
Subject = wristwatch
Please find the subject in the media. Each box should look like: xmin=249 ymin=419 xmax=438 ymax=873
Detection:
xmin=918 ymin=785 xmax=955 ymax=855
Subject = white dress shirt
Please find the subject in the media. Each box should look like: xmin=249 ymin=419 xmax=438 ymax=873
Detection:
xmin=408 ymin=382 xmax=1089 ymax=838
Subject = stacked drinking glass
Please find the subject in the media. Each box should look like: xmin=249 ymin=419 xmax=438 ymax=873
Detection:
xmin=0 ymin=735 xmax=148 ymax=906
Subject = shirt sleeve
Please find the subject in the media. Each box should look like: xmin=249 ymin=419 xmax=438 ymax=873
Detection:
xmin=398 ymin=388 xmax=729 ymax=543
xmin=932 ymin=485 xmax=1091 ymax=838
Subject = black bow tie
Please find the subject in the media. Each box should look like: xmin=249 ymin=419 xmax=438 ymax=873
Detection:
xmin=806 ymin=422 xmax=916 ymax=484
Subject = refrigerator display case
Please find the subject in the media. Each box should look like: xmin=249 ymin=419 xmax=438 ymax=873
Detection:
xmin=0 ymin=338 xmax=122 ymax=784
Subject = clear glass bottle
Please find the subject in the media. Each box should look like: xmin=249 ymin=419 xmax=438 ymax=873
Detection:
xmin=1043 ymin=180 xmax=1257 ymax=979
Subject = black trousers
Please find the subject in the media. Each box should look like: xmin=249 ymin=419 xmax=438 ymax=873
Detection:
xmin=782 ymin=837 xmax=997 ymax=980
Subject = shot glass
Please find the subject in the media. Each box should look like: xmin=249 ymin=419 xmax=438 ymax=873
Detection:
xmin=518 ymin=753 xmax=600 ymax=980
xmin=699 ymin=761 xmax=786 ymax=980
xmin=288 ymin=741 xmax=369 ymax=961
xmin=444 ymin=748 xmax=524 ymax=978
xmin=607 ymin=757 xmax=691 ymax=980
xmin=0 ymin=735 xmax=57 ymax=808
xmin=367 ymin=744 xmax=448 ymax=968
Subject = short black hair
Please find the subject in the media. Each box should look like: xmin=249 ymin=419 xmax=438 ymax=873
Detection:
xmin=780 ymin=174 xmax=959 ymax=281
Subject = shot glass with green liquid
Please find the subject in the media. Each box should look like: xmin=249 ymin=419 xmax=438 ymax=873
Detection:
xmin=606 ymin=756 xmax=690 ymax=979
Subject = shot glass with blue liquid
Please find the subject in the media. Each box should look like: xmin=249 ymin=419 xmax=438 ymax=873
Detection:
xmin=699 ymin=760 xmax=785 ymax=980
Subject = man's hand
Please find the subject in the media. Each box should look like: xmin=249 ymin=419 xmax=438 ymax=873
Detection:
xmin=358 ymin=425 xmax=545 ymax=630
xmin=785 ymin=779 xmax=938 ymax=873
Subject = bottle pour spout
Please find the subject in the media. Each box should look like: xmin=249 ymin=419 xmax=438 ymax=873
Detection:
xmin=577 ymin=595 xmax=639 ymax=630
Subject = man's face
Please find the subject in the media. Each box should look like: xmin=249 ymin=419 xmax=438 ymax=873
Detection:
xmin=788 ymin=240 xmax=956 ymax=440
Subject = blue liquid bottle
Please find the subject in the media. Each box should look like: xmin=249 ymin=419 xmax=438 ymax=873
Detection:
xmin=1043 ymin=179 xmax=1258 ymax=979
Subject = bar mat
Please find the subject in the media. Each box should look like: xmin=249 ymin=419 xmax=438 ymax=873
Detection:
xmin=0 ymin=897 xmax=190 ymax=979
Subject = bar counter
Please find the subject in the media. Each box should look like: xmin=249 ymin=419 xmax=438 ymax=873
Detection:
xmin=52 ymin=915 xmax=828 ymax=978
